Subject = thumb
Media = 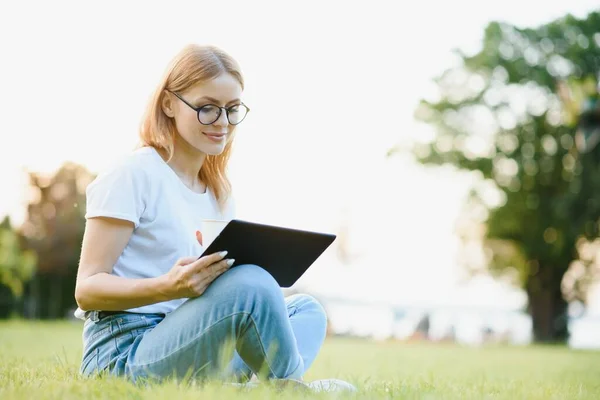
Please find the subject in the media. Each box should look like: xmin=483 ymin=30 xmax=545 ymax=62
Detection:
xmin=196 ymin=230 xmax=203 ymax=246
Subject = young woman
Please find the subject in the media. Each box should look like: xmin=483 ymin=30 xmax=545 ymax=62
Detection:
xmin=74 ymin=44 xmax=355 ymax=392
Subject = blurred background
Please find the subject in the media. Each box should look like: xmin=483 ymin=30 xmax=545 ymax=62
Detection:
xmin=1 ymin=0 xmax=600 ymax=349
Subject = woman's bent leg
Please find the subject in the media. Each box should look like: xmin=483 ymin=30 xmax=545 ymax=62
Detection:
xmin=225 ymin=293 xmax=328 ymax=381
xmin=284 ymin=294 xmax=327 ymax=372
xmin=125 ymin=264 xmax=304 ymax=382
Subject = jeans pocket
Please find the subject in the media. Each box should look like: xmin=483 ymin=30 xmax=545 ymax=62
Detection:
xmin=113 ymin=315 xmax=152 ymax=355
xmin=116 ymin=314 xmax=150 ymax=330
xmin=83 ymin=318 xmax=111 ymax=342
xmin=81 ymin=314 xmax=160 ymax=376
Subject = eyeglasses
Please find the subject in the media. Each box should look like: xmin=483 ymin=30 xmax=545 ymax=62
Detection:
xmin=167 ymin=90 xmax=250 ymax=125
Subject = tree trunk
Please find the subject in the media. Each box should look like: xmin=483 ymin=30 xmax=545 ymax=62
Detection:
xmin=526 ymin=265 xmax=568 ymax=342
xmin=50 ymin=277 xmax=61 ymax=319
xmin=0 ymin=284 xmax=15 ymax=319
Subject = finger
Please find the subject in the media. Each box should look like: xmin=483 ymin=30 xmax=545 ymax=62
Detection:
xmin=195 ymin=262 xmax=231 ymax=291
xmin=193 ymin=250 xmax=229 ymax=271
xmin=190 ymin=265 xmax=224 ymax=294
xmin=196 ymin=259 xmax=232 ymax=281
xmin=210 ymin=258 xmax=234 ymax=275
xmin=195 ymin=230 xmax=203 ymax=246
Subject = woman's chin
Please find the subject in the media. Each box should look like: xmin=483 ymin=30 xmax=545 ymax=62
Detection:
xmin=197 ymin=143 xmax=226 ymax=156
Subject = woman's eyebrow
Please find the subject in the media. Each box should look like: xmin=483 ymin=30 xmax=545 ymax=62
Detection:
xmin=193 ymin=96 xmax=241 ymax=106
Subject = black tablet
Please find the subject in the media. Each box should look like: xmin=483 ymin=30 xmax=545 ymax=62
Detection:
xmin=198 ymin=219 xmax=337 ymax=287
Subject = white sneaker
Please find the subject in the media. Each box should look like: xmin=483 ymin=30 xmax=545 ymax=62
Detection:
xmin=224 ymin=377 xmax=358 ymax=393
xmin=224 ymin=378 xmax=310 ymax=392
xmin=307 ymin=378 xmax=358 ymax=393
xmin=222 ymin=381 xmax=258 ymax=390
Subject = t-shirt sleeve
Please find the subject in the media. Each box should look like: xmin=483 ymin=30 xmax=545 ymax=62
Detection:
xmin=85 ymin=159 xmax=147 ymax=228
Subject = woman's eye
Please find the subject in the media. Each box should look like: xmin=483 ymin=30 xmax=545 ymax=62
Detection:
xmin=199 ymin=105 xmax=219 ymax=114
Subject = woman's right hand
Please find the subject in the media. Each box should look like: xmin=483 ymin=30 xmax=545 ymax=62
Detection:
xmin=165 ymin=251 xmax=234 ymax=299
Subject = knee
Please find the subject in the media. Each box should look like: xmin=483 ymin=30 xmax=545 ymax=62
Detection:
xmin=288 ymin=294 xmax=326 ymax=314
xmin=287 ymin=294 xmax=328 ymax=325
xmin=225 ymin=264 xmax=282 ymax=301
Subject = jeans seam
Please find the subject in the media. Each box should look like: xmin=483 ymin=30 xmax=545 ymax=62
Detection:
xmin=87 ymin=326 xmax=110 ymax=341
xmin=113 ymin=318 xmax=122 ymax=355
xmin=246 ymin=313 xmax=277 ymax=377
xmin=80 ymin=347 xmax=99 ymax=375
xmin=128 ymin=311 xmax=280 ymax=377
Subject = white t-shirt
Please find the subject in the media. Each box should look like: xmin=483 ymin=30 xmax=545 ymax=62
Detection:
xmin=73 ymin=146 xmax=235 ymax=319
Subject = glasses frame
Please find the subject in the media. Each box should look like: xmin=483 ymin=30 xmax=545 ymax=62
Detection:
xmin=167 ymin=90 xmax=250 ymax=126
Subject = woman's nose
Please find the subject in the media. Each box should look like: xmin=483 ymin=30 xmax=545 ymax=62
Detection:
xmin=213 ymin=109 xmax=229 ymax=127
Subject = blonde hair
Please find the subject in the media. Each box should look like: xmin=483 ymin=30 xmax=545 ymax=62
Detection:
xmin=139 ymin=44 xmax=244 ymax=209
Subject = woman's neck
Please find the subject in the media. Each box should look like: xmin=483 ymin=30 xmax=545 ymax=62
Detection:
xmin=161 ymin=138 xmax=207 ymax=193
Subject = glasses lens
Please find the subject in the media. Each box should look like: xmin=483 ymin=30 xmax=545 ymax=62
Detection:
xmin=198 ymin=105 xmax=221 ymax=124
xmin=227 ymin=104 xmax=248 ymax=125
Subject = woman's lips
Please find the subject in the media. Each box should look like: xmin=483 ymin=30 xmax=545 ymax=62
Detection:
xmin=203 ymin=132 xmax=226 ymax=142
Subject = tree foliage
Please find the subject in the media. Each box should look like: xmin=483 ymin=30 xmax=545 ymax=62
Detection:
xmin=0 ymin=217 xmax=36 ymax=318
xmin=18 ymin=162 xmax=94 ymax=318
xmin=405 ymin=11 xmax=600 ymax=341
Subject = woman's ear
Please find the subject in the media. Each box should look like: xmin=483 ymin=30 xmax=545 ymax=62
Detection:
xmin=161 ymin=91 xmax=175 ymax=117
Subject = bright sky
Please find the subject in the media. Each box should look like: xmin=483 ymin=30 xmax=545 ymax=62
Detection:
xmin=1 ymin=0 xmax=599 ymax=311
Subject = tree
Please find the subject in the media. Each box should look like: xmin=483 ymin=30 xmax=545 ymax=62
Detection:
xmin=397 ymin=11 xmax=600 ymax=341
xmin=18 ymin=162 xmax=95 ymax=319
xmin=0 ymin=216 xmax=36 ymax=318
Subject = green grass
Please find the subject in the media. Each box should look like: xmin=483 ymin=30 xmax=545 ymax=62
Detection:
xmin=1 ymin=320 xmax=600 ymax=399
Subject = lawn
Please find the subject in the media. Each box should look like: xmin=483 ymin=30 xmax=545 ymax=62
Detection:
xmin=1 ymin=319 xmax=599 ymax=399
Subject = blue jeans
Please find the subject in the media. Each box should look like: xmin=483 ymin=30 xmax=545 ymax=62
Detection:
xmin=80 ymin=264 xmax=328 ymax=382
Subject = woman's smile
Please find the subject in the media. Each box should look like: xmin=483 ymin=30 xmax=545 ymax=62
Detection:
xmin=202 ymin=132 xmax=226 ymax=142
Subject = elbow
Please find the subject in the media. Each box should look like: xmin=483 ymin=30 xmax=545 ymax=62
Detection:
xmin=75 ymin=272 xmax=107 ymax=310
xmin=75 ymin=280 xmax=92 ymax=311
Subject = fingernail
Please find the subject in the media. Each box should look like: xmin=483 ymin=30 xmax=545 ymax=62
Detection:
xmin=227 ymin=259 xmax=235 ymax=266
xmin=219 ymin=251 xmax=228 ymax=257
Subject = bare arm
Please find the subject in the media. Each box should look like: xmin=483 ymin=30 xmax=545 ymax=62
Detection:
xmin=74 ymin=217 xmax=233 ymax=311
xmin=74 ymin=217 xmax=172 ymax=311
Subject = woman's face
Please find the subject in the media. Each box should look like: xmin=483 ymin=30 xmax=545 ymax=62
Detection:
xmin=164 ymin=73 xmax=244 ymax=156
